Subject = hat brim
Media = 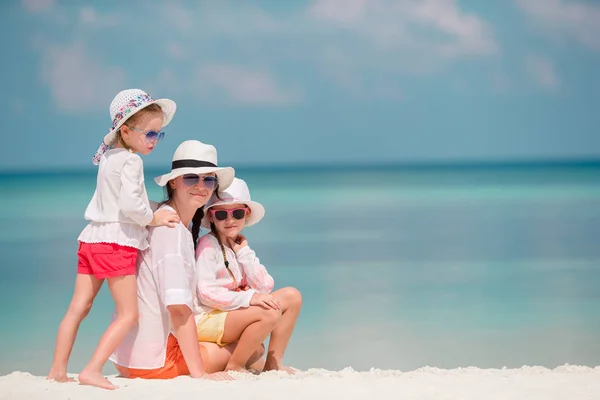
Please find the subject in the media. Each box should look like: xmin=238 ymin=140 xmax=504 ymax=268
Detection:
xmin=201 ymin=199 xmax=265 ymax=229
xmin=154 ymin=166 xmax=235 ymax=190
xmin=103 ymin=98 xmax=177 ymax=146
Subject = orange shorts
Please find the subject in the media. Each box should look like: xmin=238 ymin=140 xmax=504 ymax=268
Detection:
xmin=77 ymin=242 xmax=138 ymax=279
xmin=115 ymin=335 xmax=207 ymax=379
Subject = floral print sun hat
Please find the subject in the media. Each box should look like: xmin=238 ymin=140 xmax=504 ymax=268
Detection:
xmin=92 ymin=89 xmax=177 ymax=165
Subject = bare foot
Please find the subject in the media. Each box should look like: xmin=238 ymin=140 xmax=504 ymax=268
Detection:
xmin=46 ymin=369 xmax=75 ymax=383
xmin=78 ymin=370 xmax=118 ymax=390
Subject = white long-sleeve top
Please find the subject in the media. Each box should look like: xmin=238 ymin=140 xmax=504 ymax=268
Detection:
xmin=110 ymin=205 xmax=197 ymax=369
xmin=194 ymin=234 xmax=274 ymax=315
xmin=77 ymin=148 xmax=153 ymax=250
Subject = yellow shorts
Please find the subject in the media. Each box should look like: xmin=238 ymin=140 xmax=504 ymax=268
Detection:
xmin=196 ymin=310 xmax=229 ymax=346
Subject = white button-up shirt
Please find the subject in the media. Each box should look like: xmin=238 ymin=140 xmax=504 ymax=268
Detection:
xmin=110 ymin=205 xmax=196 ymax=369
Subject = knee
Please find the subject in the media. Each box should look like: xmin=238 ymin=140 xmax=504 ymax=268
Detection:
xmin=117 ymin=310 xmax=139 ymax=327
xmin=281 ymin=287 xmax=303 ymax=308
xmin=67 ymin=301 xmax=93 ymax=320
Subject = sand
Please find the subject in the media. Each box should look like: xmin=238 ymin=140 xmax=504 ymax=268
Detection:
xmin=1 ymin=365 xmax=599 ymax=400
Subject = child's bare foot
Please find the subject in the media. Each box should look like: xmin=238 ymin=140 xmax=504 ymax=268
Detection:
xmin=46 ymin=369 xmax=75 ymax=383
xmin=78 ymin=370 xmax=118 ymax=390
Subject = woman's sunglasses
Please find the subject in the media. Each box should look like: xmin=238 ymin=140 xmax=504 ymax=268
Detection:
xmin=210 ymin=208 xmax=249 ymax=221
xmin=182 ymin=174 xmax=218 ymax=190
xmin=128 ymin=126 xmax=165 ymax=143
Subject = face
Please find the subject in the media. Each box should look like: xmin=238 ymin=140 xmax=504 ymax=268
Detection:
xmin=170 ymin=173 xmax=217 ymax=210
xmin=121 ymin=112 xmax=164 ymax=155
xmin=209 ymin=203 xmax=250 ymax=239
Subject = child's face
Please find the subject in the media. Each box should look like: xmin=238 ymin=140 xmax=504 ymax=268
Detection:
xmin=209 ymin=203 xmax=250 ymax=239
xmin=122 ymin=113 xmax=164 ymax=155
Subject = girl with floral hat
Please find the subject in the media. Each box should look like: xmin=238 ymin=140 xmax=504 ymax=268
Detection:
xmin=195 ymin=177 xmax=303 ymax=373
xmin=47 ymin=89 xmax=179 ymax=390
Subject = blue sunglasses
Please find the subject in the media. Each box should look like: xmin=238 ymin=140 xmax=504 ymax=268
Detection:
xmin=128 ymin=126 xmax=165 ymax=143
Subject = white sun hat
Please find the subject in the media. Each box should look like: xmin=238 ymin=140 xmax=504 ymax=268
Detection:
xmin=201 ymin=177 xmax=265 ymax=229
xmin=154 ymin=140 xmax=235 ymax=189
xmin=92 ymin=89 xmax=177 ymax=165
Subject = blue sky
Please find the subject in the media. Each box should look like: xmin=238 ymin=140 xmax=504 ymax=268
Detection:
xmin=1 ymin=0 xmax=599 ymax=171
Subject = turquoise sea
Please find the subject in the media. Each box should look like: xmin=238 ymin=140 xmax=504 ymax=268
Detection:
xmin=0 ymin=163 xmax=599 ymax=376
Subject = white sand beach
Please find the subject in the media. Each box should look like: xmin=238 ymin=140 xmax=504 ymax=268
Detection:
xmin=1 ymin=365 xmax=599 ymax=400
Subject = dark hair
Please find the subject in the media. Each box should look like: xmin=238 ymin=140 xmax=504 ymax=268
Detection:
xmin=161 ymin=182 xmax=221 ymax=250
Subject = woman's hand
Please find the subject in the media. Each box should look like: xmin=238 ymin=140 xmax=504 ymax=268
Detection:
xmin=250 ymin=293 xmax=280 ymax=310
xmin=226 ymin=234 xmax=248 ymax=253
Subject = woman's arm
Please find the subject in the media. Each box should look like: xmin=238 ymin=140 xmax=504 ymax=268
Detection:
xmin=168 ymin=305 xmax=206 ymax=378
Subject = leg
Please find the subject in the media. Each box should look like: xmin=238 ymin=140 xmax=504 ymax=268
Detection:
xmin=199 ymin=342 xmax=266 ymax=373
xmin=79 ymin=275 xmax=138 ymax=390
xmin=247 ymin=344 xmax=266 ymax=373
xmin=264 ymin=287 xmax=302 ymax=372
xmin=47 ymin=274 xmax=104 ymax=382
xmin=221 ymin=306 xmax=280 ymax=372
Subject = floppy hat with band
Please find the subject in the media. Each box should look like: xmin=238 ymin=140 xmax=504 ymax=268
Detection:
xmin=154 ymin=140 xmax=235 ymax=190
xmin=92 ymin=89 xmax=177 ymax=165
xmin=201 ymin=177 xmax=265 ymax=229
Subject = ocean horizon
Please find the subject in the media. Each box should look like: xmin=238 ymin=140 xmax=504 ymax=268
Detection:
xmin=0 ymin=162 xmax=599 ymax=376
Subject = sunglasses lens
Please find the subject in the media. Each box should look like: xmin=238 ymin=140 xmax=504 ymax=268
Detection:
xmin=202 ymin=176 xmax=218 ymax=190
xmin=214 ymin=210 xmax=228 ymax=221
xmin=145 ymin=131 xmax=159 ymax=142
xmin=232 ymin=209 xmax=246 ymax=220
xmin=182 ymin=174 xmax=199 ymax=187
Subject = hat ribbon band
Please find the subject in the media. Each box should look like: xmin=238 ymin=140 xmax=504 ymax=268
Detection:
xmin=172 ymin=159 xmax=217 ymax=169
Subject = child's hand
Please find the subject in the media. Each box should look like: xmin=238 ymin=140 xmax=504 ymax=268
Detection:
xmin=226 ymin=234 xmax=248 ymax=253
xmin=151 ymin=209 xmax=180 ymax=228
xmin=250 ymin=293 xmax=280 ymax=310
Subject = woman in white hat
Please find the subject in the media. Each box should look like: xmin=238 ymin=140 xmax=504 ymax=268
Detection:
xmin=47 ymin=89 xmax=180 ymax=390
xmin=110 ymin=141 xmax=262 ymax=380
xmin=195 ymin=177 xmax=303 ymax=373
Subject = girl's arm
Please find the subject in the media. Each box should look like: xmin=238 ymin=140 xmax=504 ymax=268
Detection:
xmin=236 ymin=246 xmax=275 ymax=293
xmin=196 ymin=247 xmax=256 ymax=310
xmin=118 ymin=154 xmax=153 ymax=226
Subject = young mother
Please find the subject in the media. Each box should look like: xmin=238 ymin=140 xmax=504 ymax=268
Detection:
xmin=110 ymin=140 xmax=260 ymax=379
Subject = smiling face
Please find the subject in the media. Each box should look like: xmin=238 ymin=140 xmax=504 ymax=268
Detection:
xmin=170 ymin=173 xmax=217 ymax=211
xmin=208 ymin=203 xmax=251 ymax=239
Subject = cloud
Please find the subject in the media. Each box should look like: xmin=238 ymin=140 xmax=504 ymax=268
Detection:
xmin=28 ymin=1 xmax=498 ymax=108
xmin=306 ymin=0 xmax=498 ymax=96
xmin=21 ymin=0 xmax=54 ymax=12
xmin=525 ymin=54 xmax=560 ymax=90
xmin=309 ymin=0 xmax=498 ymax=57
xmin=515 ymin=0 xmax=600 ymax=51
xmin=195 ymin=64 xmax=300 ymax=105
xmin=79 ymin=6 xmax=119 ymax=28
xmin=39 ymin=41 xmax=126 ymax=112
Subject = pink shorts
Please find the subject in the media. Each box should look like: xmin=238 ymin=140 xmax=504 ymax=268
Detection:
xmin=77 ymin=242 xmax=138 ymax=279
